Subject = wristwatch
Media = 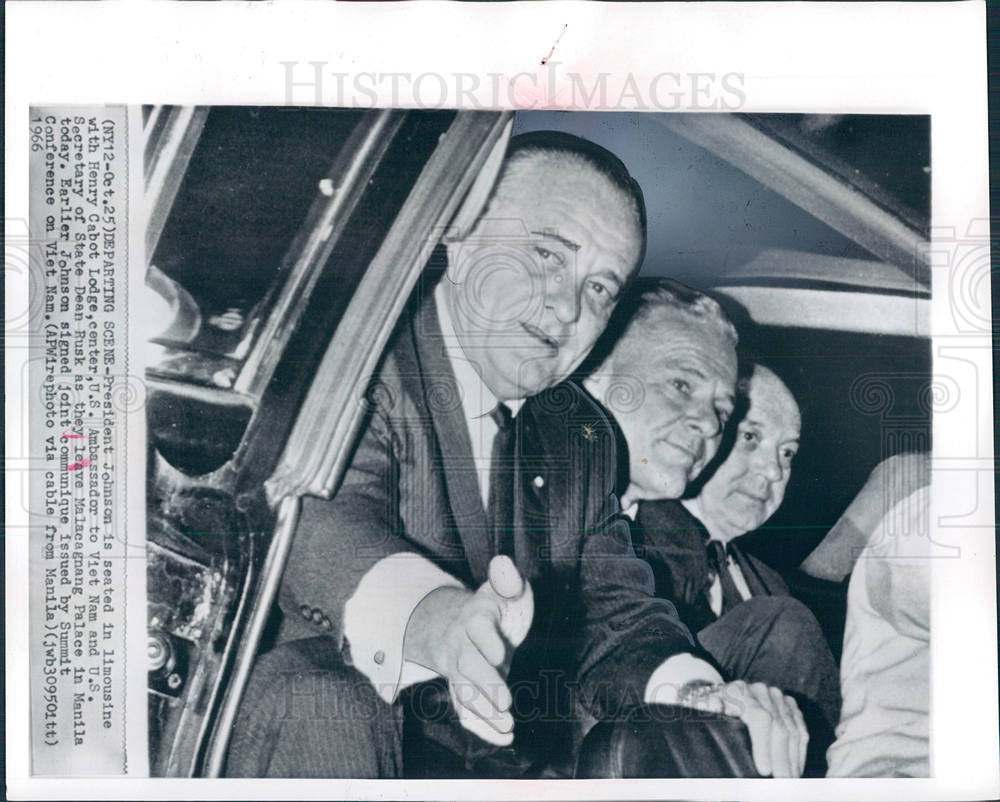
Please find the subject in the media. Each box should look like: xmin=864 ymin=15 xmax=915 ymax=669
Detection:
xmin=676 ymin=678 xmax=720 ymax=706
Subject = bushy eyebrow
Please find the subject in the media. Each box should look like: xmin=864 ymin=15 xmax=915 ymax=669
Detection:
xmin=669 ymin=364 xmax=707 ymax=379
xmin=530 ymin=230 xmax=580 ymax=252
xmin=657 ymin=363 xmax=735 ymax=403
xmin=742 ymin=416 xmax=800 ymax=442
xmin=660 ymin=363 xmax=731 ymax=386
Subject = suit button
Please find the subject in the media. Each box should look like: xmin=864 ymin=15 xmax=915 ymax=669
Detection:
xmin=300 ymin=604 xmax=311 ymax=620
xmin=532 ymin=475 xmax=545 ymax=489
xmin=311 ymin=609 xmax=324 ymax=625
xmin=373 ymin=650 xmax=385 ymax=665
xmin=321 ymin=617 xmax=333 ymax=631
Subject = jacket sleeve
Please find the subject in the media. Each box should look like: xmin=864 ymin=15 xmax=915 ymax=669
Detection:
xmin=570 ymin=407 xmax=705 ymax=720
xmin=633 ymin=502 xmax=718 ymax=633
xmin=278 ymin=390 xmax=418 ymax=651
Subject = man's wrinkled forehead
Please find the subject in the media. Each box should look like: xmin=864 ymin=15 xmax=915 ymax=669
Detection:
xmin=641 ymin=306 xmax=738 ymax=377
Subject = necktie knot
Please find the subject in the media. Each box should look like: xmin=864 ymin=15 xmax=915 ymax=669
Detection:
xmin=707 ymin=539 xmax=728 ymax=570
xmin=706 ymin=538 xmax=743 ymax=616
xmin=490 ymin=402 xmax=513 ymax=432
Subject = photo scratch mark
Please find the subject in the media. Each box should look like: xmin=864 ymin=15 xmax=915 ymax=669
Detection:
xmin=540 ymin=24 xmax=568 ymax=66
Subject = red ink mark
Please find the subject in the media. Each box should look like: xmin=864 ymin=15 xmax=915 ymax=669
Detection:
xmin=540 ymin=24 xmax=568 ymax=66
xmin=62 ymin=430 xmax=85 ymax=439
xmin=508 ymin=77 xmax=571 ymax=110
xmin=67 ymin=460 xmax=91 ymax=471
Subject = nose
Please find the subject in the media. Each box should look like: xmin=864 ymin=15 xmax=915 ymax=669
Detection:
xmin=754 ymin=447 xmax=783 ymax=483
xmin=545 ymin=267 xmax=581 ymax=325
xmin=685 ymin=397 xmax=722 ymax=439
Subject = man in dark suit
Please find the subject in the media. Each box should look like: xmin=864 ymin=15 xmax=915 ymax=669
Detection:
xmin=586 ymin=326 xmax=839 ymax=754
xmin=226 ymin=134 xmax=806 ymax=779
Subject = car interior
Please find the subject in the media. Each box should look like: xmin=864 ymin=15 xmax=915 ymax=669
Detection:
xmin=142 ymin=107 xmax=930 ymax=776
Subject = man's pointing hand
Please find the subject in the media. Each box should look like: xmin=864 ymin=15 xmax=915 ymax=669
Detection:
xmin=404 ymin=556 xmax=533 ymax=746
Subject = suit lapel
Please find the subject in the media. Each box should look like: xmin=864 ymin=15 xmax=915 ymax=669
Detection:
xmin=518 ymin=388 xmax=586 ymax=578
xmin=731 ymin=541 xmax=789 ymax=597
xmin=511 ymin=405 xmax=557 ymax=582
xmin=635 ymin=500 xmax=718 ymax=631
xmin=410 ymin=295 xmax=494 ymax=585
xmin=729 ymin=540 xmax=772 ymax=597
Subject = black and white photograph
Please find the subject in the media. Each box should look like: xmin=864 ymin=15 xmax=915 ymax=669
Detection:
xmin=6 ymin=3 xmax=995 ymax=800
xmin=142 ymin=107 xmax=933 ymax=780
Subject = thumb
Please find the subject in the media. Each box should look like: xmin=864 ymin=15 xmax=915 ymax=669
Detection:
xmin=487 ymin=556 xmax=533 ymax=648
xmin=488 ymin=555 xmax=524 ymax=599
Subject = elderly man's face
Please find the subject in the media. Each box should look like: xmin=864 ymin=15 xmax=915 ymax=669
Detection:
xmin=696 ymin=368 xmax=801 ymax=540
xmin=444 ymin=155 xmax=643 ymax=400
xmin=599 ymin=308 xmax=737 ymax=503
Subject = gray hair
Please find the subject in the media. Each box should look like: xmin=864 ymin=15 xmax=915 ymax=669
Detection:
xmin=485 ymin=131 xmax=648 ymax=268
xmin=589 ymin=278 xmax=737 ymax=374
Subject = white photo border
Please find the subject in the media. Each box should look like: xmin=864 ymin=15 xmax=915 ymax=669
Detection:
xmin=5 ymin=1 xmax=995 ymax=799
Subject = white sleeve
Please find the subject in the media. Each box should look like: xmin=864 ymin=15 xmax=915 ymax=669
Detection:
xmin=343 ymin=552 xmax=465 ymax=704
xmin=644 ymin=652 xmax=724 ymax=706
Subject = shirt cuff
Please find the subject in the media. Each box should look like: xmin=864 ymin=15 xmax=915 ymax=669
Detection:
xmin=644 ymin=652 xmax=724 ymax=706
xmin=343 ymin=552 xmax=465 ymax=704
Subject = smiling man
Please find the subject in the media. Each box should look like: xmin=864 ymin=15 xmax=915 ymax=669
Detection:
xmin=685 ymin=365 xmax=800 ymax=545
xmin=622 ymin=360 xmax=840 ymax=771
xmin=583 ymin=279 xmax=740 ymax=509
xmin=226 ymin=133 xmax=806 ymax=780
xmin=581 ymin=281 xmax=816 ymax=774
xmin=439 ymin=147 xmax=641 ymax=403
xmin=631 ymin=365 xmax=814 ymax=629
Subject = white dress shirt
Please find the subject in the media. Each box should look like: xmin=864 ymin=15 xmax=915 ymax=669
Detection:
xmin=344 ymin=284 xmax=720 ymax=707
xmin=429 ymin=282 xmax=523 ymax=508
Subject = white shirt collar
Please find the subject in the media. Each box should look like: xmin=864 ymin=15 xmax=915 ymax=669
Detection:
xmin=434 ymin=281 xmax=524 ymax=422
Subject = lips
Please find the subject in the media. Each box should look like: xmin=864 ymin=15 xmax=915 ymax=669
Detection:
xmin=520 ymin=322 xmax=559 ymax=353
xmin=656 ymin=441 xmax=701 ymax=477
xmin=664 ymin=438 xmax=703 ymax=464
xmin=733 ymin=488 xmax=768 ymax=505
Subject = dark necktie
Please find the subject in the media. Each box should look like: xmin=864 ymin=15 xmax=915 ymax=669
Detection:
xmin=706 ymin=539 xmax=744 ymax=616
xmin=488 ymin=402 xmax=516 ymax=558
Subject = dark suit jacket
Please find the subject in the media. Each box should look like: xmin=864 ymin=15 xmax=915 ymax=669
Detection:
xmin=277 ymin=284 xmax=696 ymax=733
xmin=631 ymin=500 xmax=788 ymax=634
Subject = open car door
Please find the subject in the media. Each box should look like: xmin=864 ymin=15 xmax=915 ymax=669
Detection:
xmin=144 ymin=107 xmax=512 ymax=777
